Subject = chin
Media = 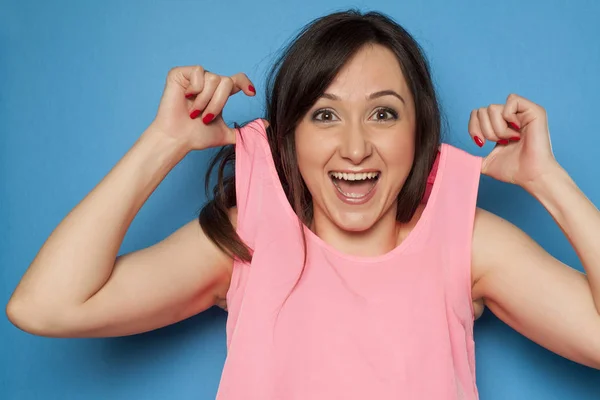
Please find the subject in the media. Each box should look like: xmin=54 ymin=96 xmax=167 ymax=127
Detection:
xmin=331 ymin=210 xmax=380 ymax=233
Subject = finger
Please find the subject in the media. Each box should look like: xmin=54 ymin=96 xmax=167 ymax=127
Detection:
xmin=502 ymin=93 xmax=525 ymax=133
xmin=477 ymin=107 xmax=501 ymax=142
xmin=201 ymin=77 xmax=235 ymax=124
xmin=166 ymin=65 xmax=201 ymax=85
xmin=468 ymin=109 xmax=485 ymax=147
xmin=163 ymin=65 xmax=206 ymax=102
xmin=495 ymin=98 xmax=522 ymax=142
xmin=502 ymin=93 xmax=544 ymax=131
xmin=189 ymin=72 xmax=221 ymax=119
xmin=184 ymin=66 xmax=206 ymax=99
xmin=230 ymin=72 xmax=256 ymax=96
xmin=487 ymin=104 xmax=514 ymax=142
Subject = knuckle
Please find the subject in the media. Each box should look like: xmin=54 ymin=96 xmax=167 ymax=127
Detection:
xmin=192 ymin=66 xmax=205 ymax=80
xmin=206 ymin=73 xmax=220 ymax=84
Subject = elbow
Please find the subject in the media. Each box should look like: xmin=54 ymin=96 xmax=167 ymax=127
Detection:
xmin=578 ymin=328 xmax=600 ymax=370
xmin=590 ymin=345 xmax=600 ymax=371
xmin=6 ymin=297 xmax=46 ymax=336
xmin=586 ymin=351 xmax=600 ymax=371
xmin=6 ymin=297 xmax=72 ymax=337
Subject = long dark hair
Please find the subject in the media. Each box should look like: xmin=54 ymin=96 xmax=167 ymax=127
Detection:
xmin=199 ymin=10 xmax=442 ymax=262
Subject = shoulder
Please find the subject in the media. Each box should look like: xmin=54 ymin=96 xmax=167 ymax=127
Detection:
xmin=471 ymin=208 xmax=510 ymax=279
xmin=435 ymin=143 xmax=482 ymax=190
xmin=228 ymin=206 xmax=239 ymax=229
xmin=233 ymin=118 xmax=270 ymax=153
xmin=440 ymin=143 xmax=483 ymax=167
xmin=472 ymin=207 xmax=527 ymax=253
xmin=237 ymin=118 xmax=269 ymax=137
xmin=469 ymin=208 xmax=512 ymax=316
xmin=471 ymin=207 xmax=535 ymax=292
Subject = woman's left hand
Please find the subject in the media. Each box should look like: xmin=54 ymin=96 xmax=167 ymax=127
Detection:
xmin=468 ymin=93 xmax=559 ymax=190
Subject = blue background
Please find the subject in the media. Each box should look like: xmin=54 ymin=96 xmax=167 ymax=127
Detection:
xmin=2 ymin=0 xmax=600 ymax=398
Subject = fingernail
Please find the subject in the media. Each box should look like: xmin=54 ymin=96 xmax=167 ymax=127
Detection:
xmin=202 ymin=113 xmax=215 ymax=124
xmin=248 ymin=85 xmax=256 ymax=93
xmin=498 ymin=139 xmax=510 ymax=145
xmin=185 ymin=93 xmax=195 ymax=99
xmin=510 ymin=136 xmax=521 ymax=142
xmin=474 ymin=136 xmax=484 ymax=147
xmin=509 ymin=122 xmax=520 ymax=131
xmin=190 ymin=109 xmax=201 ymax=119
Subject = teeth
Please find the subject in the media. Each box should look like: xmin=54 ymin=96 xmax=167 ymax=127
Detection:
xmin=346 ymin=192 xmax=365 ymax=198
xmin=330 ymin=171 xmax=379 ymax=181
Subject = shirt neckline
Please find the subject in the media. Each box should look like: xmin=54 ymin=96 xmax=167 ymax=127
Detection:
xmin=247 ymin=119 xmax=448 ymax=264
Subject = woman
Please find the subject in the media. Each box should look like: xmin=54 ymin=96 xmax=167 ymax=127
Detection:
xmin=6 ymin=9 xmax=600 ymax=400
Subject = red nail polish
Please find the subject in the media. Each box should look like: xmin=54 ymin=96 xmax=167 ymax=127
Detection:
xmin=474 ymin=136 xmax=484 ymax=147
xmin=185 ymin=93 xmax=195 ymax=99
xmin=509 ymin=122 xmax=520 ymax=131
xmin=510 ymin=136 xmax=521 ymax=142
xmin=190 ymin=109 xmax=201 ymax=119
xmin=248 ymin=85 xmax=256 ymax=93
xmin=498 ymin=139 xmax=509 ymax=145
xmin=202 ymin=113 xmax=215 ymax=124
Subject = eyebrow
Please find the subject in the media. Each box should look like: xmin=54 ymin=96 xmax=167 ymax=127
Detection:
xmin=321 ymin=90 xmax=405 ymax=105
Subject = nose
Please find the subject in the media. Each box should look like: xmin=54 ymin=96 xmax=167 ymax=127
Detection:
xmin=339 ymin=122 xmax=372 ymax=164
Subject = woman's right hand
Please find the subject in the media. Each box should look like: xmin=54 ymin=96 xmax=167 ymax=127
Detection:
xmin=150 ymin=66 xmax=256 ymax=152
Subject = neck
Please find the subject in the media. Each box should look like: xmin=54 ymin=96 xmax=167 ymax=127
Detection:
xmin=311 ymin=206 xmax=401 ymax=257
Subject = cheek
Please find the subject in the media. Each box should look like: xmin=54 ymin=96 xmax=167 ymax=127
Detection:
xmin=376 ymin=135 xmax=416 ymax=196
xmin=294 ymin=130 xmax=332 ymax=187
xmin=391 ymin=143 xmax=415 ymax=170
xmin=295 ymin=127 xmax=336 ymax=168
xmin=379 ymin=133 xmax=415 ymax=171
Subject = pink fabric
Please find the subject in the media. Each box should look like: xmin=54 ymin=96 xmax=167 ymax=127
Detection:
xmin=216 ymin=119 xmax=482 ymax=399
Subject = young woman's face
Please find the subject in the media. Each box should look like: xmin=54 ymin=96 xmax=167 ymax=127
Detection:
xmin=295 ymin=44 xmax=416 ymax=233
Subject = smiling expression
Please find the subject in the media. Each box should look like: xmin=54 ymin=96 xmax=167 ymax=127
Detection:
xmin=294 ymin=43 xmax=417 ymax=236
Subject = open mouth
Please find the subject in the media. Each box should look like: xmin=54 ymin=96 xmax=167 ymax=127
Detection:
xmin=328 ymin=171 xmax=380 ymax=200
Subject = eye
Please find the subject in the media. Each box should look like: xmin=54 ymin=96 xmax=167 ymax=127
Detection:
xmin=312 ymin=109 xmax=339 ymax=123
xmin=370 ymin=107 xmax=399 ymax=122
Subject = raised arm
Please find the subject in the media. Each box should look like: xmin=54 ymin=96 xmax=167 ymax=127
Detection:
xmin=6 ymin=66 xmax=256 ymax=338
xmin=468 ymin=94 xmax=600 ymax=369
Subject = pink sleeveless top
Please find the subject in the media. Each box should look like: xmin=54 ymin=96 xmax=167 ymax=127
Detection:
xmin=216 ymin=119 xmax=482 ymax=399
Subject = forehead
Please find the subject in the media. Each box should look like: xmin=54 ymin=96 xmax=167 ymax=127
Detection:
xmin=326 ymin=44 xmax=410 ymax=97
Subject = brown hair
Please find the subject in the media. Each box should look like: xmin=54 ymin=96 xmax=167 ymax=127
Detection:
xmin=199 ymin=10 xmax=442 ymax=262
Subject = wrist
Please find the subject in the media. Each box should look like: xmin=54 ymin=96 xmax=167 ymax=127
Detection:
xmin=524 ymin=162 xmax=573 ymax=207
xmin=138 ymin=125 xmax=190 ymax=171
xmin=142 ymin=124 xmax=190 ymax=157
